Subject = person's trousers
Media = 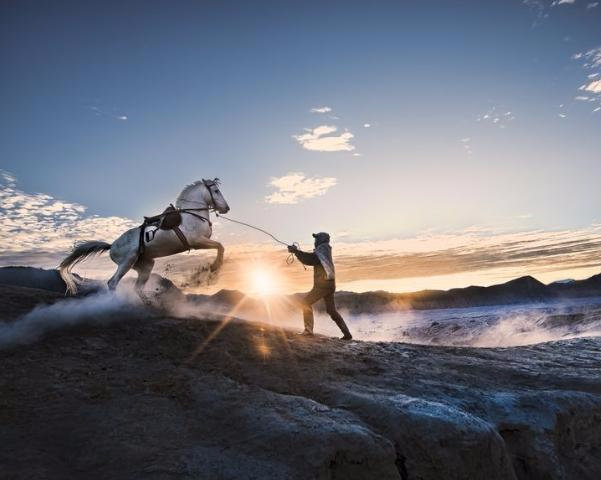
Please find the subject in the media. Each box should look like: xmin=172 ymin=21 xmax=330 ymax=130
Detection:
xmin=302 ymin=283 xmax=351 ymax=336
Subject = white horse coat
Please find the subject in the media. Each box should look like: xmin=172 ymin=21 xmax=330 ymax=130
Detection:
xmin=59 ymin=178 xmax=229 ymax=295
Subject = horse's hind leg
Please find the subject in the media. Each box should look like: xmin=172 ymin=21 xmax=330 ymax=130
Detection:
xmin=133 ymin=258 xmax=154 ymax=303
xmin=107 ymin=255 xmax=137 ymax=291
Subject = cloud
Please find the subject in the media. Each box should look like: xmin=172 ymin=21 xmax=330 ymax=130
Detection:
xmin=89 ymin=106 xmax=128 ymax=121
xmin=572 ymin=46 xmax=601 ymax=111
xmin=460 ymin=137 xmax=472 ymax=155
xmin=522 ymin=0 xmax=550 ymax=25
xmin=584 ymin=79 xmax=601 ymax=93
xmin=293 ymin=125 xmax=355 ymax=152
xmin=265 ymin=172 xmax=337 ymax=204
xmin=0 ymin=170 xmax=136 ymax=255
xmin=522 ymin=0 xmax=588 ymax=26
xmin=363 ymin=123 xmax=371 ymax=128
xmin=310 ymin=106 xmax=332 ymax=114
xmin=476 ymin=108 xmax=515 ymax=128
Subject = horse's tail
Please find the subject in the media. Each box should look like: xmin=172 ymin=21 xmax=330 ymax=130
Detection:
xmin=59 ymin=240 xmax=111 ymax=295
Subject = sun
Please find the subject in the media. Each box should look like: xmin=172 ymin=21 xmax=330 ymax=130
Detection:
xmin=248 ymin=267 xmax=278 ymax=296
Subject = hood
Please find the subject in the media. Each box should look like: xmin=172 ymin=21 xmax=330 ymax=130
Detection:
xmin=312 ymin=232 xmax=330 ymax=247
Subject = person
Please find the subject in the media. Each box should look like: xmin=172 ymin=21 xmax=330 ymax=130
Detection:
xmin=288 ymin=232 xmax=353 ymax=340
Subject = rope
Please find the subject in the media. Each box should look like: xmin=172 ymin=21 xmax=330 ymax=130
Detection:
xmin=216 ymin=213 xmax=291 ymax=246
xmin=215 ymin=213 xmax=301 ymax=266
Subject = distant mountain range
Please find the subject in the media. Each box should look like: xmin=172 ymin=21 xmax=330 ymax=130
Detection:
xmin=190 ymin=273 xmax=601 ymax=314
xmin=330 ymin=274 xmax=601 ymax=313
xmin=3 ymin=266 xmax=601 ymax=313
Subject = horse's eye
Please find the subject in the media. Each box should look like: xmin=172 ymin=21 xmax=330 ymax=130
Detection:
xmin=214 ymin=189 xmax=220 ymax=193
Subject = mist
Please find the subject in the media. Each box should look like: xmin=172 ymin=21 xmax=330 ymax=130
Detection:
xmin=3 ymin=280 xmax=601 ymax=350
xmin=333 ymin=300 xmax=601 ymax=347
xmin=0 ymin=290 xmax=145 ymax=349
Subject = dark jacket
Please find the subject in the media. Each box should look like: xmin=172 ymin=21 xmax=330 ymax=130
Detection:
xmin=294 ymin=250 xmax=335 ymax=288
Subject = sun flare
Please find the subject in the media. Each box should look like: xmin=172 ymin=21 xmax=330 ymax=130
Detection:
xmin=247 ymin=266 xmax=279 ymax=296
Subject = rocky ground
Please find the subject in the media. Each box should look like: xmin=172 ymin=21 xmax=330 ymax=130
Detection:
xmin=1 ymin=286 xmax=601 ymax=479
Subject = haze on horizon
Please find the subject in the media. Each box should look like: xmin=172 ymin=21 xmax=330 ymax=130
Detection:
xmin=1 ymin=0 xmax=601 ymax=294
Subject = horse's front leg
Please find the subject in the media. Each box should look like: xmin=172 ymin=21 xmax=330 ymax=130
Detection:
xmin=194 ymin=237 xmax=225 ymax=272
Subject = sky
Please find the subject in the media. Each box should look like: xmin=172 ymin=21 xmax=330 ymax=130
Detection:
xmin=1 ymin=0 xmax=601 ymax=294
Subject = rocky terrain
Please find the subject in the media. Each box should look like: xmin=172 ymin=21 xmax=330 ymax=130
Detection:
xmin=1 ymin=283 xmax=601 ymax=480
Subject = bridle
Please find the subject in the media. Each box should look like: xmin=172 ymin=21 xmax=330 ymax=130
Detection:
xmin=178 ymin=179 xmax=220 ymax=210
xmin=202 ymin=178 xmax=220 ymax=212
xmin=173 ymin=178 xmax=223 ymax=227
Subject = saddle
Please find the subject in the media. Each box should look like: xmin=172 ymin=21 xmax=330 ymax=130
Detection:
xmin=144 ymin=204 xmax=183 ymax=230
xmin=140 ymin=204 xmax=189 ymax=252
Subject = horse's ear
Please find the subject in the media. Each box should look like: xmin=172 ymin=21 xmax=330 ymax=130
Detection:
xmin=214 ymin=177 xmax=220 ymax=184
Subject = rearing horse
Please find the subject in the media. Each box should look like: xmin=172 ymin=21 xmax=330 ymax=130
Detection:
xmin=59 ymin=178 xmax=230 ymax=296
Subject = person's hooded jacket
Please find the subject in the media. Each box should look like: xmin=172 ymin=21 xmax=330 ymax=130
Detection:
xmin=293 ymin=232 xmax=336 ymax=286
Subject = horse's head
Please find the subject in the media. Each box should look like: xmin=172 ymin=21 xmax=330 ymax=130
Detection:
xmin=202 ymin=178 xmax=230 ymax=214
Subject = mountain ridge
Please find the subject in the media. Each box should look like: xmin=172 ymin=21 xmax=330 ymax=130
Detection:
xmin=3 ymin=266 xmax=601 ymax=313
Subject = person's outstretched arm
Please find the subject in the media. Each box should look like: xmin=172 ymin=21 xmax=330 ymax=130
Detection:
xmin=288 ymin=246 xmax=320 ymax=266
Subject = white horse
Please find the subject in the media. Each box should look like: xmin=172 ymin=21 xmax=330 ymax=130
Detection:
xmin=59 ymin=178 xmax=230 ymax=296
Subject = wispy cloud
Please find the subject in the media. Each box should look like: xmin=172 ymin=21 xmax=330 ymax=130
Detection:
xmin=265 ymin=172 xmax=337 ymax=204
xmin=523 ymin=0 xmax=591 ymax=26
xmin=310 ymin=106 xmax=332 ymax=114
xmin=476 ymin=108 xmax=515 ymax=128
xmin=573 ymin=46 xmax=601 ymax=111
xmin=89 ymin=106 xmax=128 ymax=121
xmin=584 ymin=79 xmax=601 ymax=93
xmin=0 ymin=171 xmax=136 ymax=255
xmin=460 ymin=137 xmax=472 ymax=155
xmin=522 ymin=0 xmax=550 ymax=26
xmin=293 ymin=125 xmax=355 ymax=152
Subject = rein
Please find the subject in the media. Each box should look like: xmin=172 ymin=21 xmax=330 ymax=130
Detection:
xmin=215 ymin=213 xmax=300 ymax=266
xmin=178 ymin=207 xmax=212 ymax=225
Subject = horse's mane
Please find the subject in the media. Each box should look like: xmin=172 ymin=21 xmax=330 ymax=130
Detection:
xmin=176 ymin=180 xmax=204 ymax=205
xmin=175 ymin=178 xmax=220 ymax=206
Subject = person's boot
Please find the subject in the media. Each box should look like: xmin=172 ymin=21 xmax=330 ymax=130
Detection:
xmin=333 ymin=316 xmax=352 ymax=340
